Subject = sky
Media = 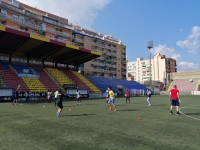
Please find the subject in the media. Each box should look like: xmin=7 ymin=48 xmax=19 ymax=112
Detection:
xmin=18 ymin=0 xmax=200 ymax=72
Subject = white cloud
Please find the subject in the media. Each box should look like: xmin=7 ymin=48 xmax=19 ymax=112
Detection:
xmin=18 ymin=0 xmax=112 ymax=28
xmin=177 ymin=26 xmax=200 ymax=54
xmin=151 ymin=44 xmax=181 ymax=61
xmin=178 ymin=62 xmax=199 ymax=71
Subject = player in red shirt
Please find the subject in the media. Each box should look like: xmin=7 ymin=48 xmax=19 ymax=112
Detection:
xmin=125 ymin=89 xmax=130 ymax=104
xmin=169 ymin=85 xmax=181 ymax=115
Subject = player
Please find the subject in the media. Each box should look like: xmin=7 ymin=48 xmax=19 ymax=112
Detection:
xmin=169 ymin=85 xmax=181 ymax=115
xmin=125 ymin=89 xmax=130 ymax=104
xmin=147 ymin=89 xmax=151 ymax=106
xmin=46 ymin=90 xmax=51 ymax=103
xmin=108 ymin=87 xmax=118 ymax=111
xmin=54 ymin=90 xmax=59 ymax=106
xmin=13 ymin=85 xmax=20 ymax=106
xmin=76 ymin=90 xmax=81 ymax=105
xmin=105 ymin=89 xmax=109 ymax=105
xmin=56 ymin=91 xmax=64 ymax=117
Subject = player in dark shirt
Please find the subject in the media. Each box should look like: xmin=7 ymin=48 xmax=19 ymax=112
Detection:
xmin=13 ymin=85 xmax=20 ymax=106
xmin=56 ymin=91 xmax=64 ymax=117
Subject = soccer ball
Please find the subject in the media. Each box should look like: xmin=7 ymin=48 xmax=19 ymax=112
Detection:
xmin=78 ymin=70 xmax=81 ymax=74
xmin=189 ymin=79 xmax=193 ymax=82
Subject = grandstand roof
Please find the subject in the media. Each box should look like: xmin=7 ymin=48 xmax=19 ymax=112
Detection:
xmin=0 ymin=26 xmax=101 ymax=65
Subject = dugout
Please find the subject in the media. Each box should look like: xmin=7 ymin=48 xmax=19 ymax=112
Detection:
xmin=0 ymin=87 xmax=14 ymax=102
xmin=66 ymin=87 xmax=89 ymax=99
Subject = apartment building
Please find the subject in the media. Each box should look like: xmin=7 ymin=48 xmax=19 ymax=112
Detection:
xmin=127 ymin=53 xmax=177 ymax=84
xmin=0 ymin=0 xmax=127 ymax=79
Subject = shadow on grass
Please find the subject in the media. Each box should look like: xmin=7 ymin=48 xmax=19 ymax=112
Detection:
xmin=185 ymin=113 xmax=200 ymax=115
xmin=62 ymin=114 xmax=96 ymax=117
xmin=118 ymin=109 xmax=139 ymax=112
xmin=154 ymin=104 xmax=169 ymax=106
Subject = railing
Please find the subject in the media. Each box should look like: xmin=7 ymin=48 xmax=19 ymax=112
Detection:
xmin=122 ymin=50 xmax=126 ymax=53
xmin=111 ymin=59 xmax=116 ymax=62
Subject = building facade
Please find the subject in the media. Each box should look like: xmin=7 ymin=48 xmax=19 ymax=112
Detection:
xmin=127 ymin=53 xmax=177 ymax=85
xmin=0 ymin=0 xmax=126 ymax=79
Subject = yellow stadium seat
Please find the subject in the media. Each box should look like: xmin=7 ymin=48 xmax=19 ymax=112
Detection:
xmin=46 ymin=68 xmax=72 ymax=86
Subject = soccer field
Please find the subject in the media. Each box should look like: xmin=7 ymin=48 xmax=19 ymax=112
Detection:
xmin=0 ymin=95 xmax=200 ymax=150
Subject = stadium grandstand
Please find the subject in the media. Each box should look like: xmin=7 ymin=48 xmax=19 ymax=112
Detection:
xmin=0 ymin=0 xmax=147 ymax=97
xmin=168 ymin=71 xmax=200 ymax=92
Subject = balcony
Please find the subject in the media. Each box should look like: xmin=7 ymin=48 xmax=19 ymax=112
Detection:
xmin=106 ymin=52 xmax=112 ymax=56
xmin=0 ymin=22 xmax=74 ymax=46
xmin=92 ymin=62 xmax=105 ymax=67
xmin=122 ymin=61 xmax=126 ymax=64
xmin=122 ymin=55 xmax=126 ymax=58
xmin=122 ymin=72 xmax=126 ymax=75
xmin=0 ymin=13 xmax=74 ymax=40
xmin=96 ymin=57 xmax=104 ymax=60
xmin=91 ymin=68 xmax=105 ymax=73
xmin=0 ymin=1 xmax=73 ymax=31
xmin=121 ymin=66 xmax=126 ymax=70
xmin=105 ymin=45 xmax=112 ymax=50
xmin=110 ymin=53 xmax=116 ymax=57
xmin=122 ymin=50 xmax=126 ymax=53
xmin=111 ymin=59 xmax=116 ymax=62
xmin=92 ymin=42 xmax=98 ymax=46
xmin=74 ymin=37 xmax=84 ymax=43
xmin=55 ymin=31 xmax=73 ymax=39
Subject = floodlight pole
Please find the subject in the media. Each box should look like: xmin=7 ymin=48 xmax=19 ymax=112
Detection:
xmin=147 ymin=41 xmax=153 ymax=91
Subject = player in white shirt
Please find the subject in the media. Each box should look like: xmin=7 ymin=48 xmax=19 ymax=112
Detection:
xmin=76 ymin=90 xmax=81 ymax=105
xmin=54 ymin=90 xmax=59 ymax=106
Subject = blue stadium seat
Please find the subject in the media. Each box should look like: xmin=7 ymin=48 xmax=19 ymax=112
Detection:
xmin=86 ymin=76 xmax=147 ymax=94
xmin=12 ymin=64 xmax=34 ymax=74
xmin=1 ymin=62 xmax=10 ymax=69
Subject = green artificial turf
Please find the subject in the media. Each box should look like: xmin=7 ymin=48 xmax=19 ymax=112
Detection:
xmin=0 ymin=95 xmax=200 ymax=150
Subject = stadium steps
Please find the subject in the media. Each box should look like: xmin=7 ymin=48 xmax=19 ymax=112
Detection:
xmin=166 ymin=81 xmax=172 ymax=91
xmin=63 ymin=70 xmax=95 ymax=94
xmin=72 ymin=71 xmax=101 ymax=94
xmin=46 ymin=68 xmax=73 ymax=91
xmin=22 ymin=77 xmax=47 ymax=92
xmin=31 ymin=66 xmax=59 ymax=92
xmin=59 ymin=70 xmax=75 ymax=85
xmin=44 ymin=68 xmax=65 ymax=91
xmin=196 ymin=80 xmax=200 ymax=91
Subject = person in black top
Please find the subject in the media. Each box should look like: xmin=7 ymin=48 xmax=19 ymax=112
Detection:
xmin=13 ymin=85 xmax=20 ymax=106
xmin=56 ymin=91 xmax=64 ymax=117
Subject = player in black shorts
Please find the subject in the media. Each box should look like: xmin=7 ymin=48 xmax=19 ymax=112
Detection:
xmin=56 ymin=91 xmax=64 ymax=117
xmin=13 ymin=85 xmax=20 ymax=106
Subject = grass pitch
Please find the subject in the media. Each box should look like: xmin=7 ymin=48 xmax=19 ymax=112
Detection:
xmin=0 ymin=95 xmax=200 ymax=150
